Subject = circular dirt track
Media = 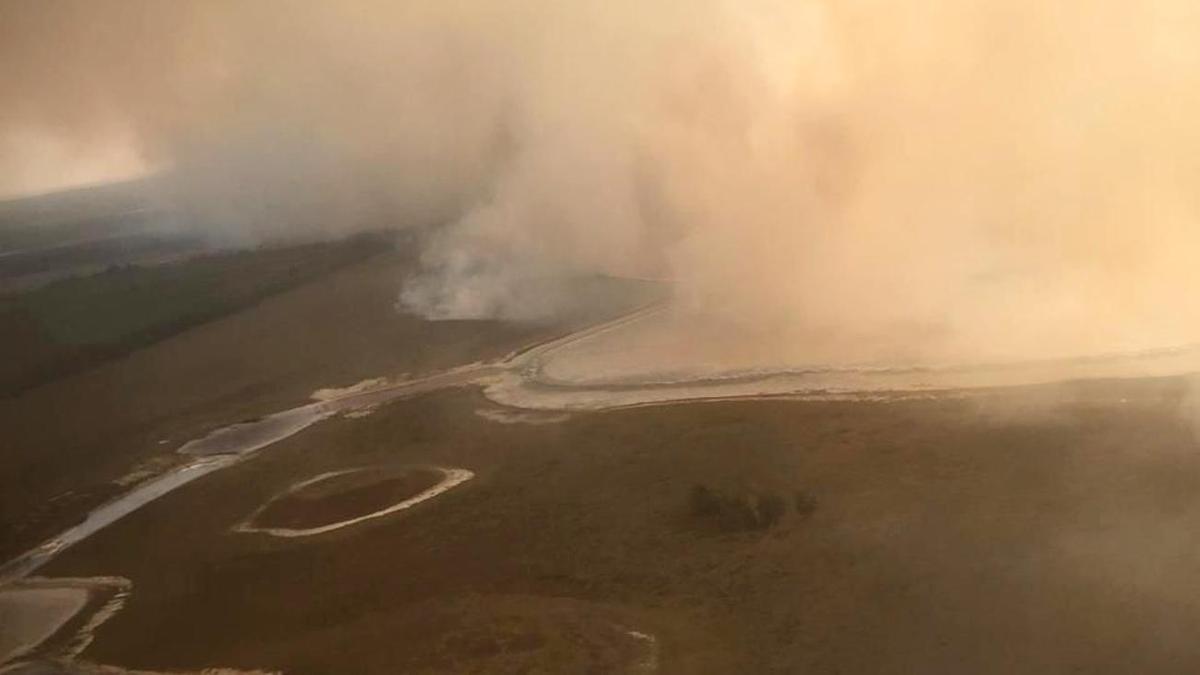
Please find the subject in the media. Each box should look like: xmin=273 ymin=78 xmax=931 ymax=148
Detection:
xmin=237 ymin=466 xmax=474 ymax=537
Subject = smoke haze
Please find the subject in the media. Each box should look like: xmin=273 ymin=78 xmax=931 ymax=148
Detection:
xmin=4 ymin=1 xmax=1200 ymax=363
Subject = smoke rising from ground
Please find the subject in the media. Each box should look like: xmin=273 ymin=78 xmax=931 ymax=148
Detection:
xmin=3 ymin=1 xmax=1200 ymax=362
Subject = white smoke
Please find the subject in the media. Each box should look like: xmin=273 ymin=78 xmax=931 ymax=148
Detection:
xmin=3 ymin=1 xmax=1200 ymax=363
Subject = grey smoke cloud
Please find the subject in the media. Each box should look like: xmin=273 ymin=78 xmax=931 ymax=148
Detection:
xmin=3 ymin=1 xmax=1200 ymax=359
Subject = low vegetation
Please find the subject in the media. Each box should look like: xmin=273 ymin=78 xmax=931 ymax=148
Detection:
xmin=0 ymin=234 xmax=388 ymax=396
xmin=688 ymin=483 xmax=816 ymax=533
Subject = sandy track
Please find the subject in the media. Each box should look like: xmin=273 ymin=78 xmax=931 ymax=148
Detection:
xmin=234 ymin=467 xmax=475 ymax=538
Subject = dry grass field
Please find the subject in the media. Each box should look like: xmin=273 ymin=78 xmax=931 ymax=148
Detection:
xmin=0 ymin=238 xmax=560 ymax=561
xmin=24 ymin=374 xmax=1200 ymax=673
xmin=5 ymin=231 xmax=1200 ymax=674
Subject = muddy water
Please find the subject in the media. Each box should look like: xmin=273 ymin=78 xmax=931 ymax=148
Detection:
xmin=0 ymin=587 xmax=88 ymax=663
xmin=0 ymin=457 xmax=237 ymax=584
xmin=177 ymin=407 xmax=330 ymax=457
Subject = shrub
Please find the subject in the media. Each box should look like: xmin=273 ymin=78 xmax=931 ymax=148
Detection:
xmin=755 ymin=492 xmax=787 ymax=528
xmin=793 ymin=491 xmax=817 ymax=518
xmin=688 ymin=483 xmax=807 ymax=533
xmin=689 ymin=484 xmax=722 ymax=518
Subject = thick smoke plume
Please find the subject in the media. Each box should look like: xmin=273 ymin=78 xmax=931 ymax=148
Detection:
xmin=3 ymin=1 xmax=1200 ymax=361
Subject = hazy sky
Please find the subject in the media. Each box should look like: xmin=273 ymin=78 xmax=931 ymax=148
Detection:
xmin=0 ymin=129 xmax=146 ymax=199
xmin=4 ymin=1 xmax=1200 ymax=363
